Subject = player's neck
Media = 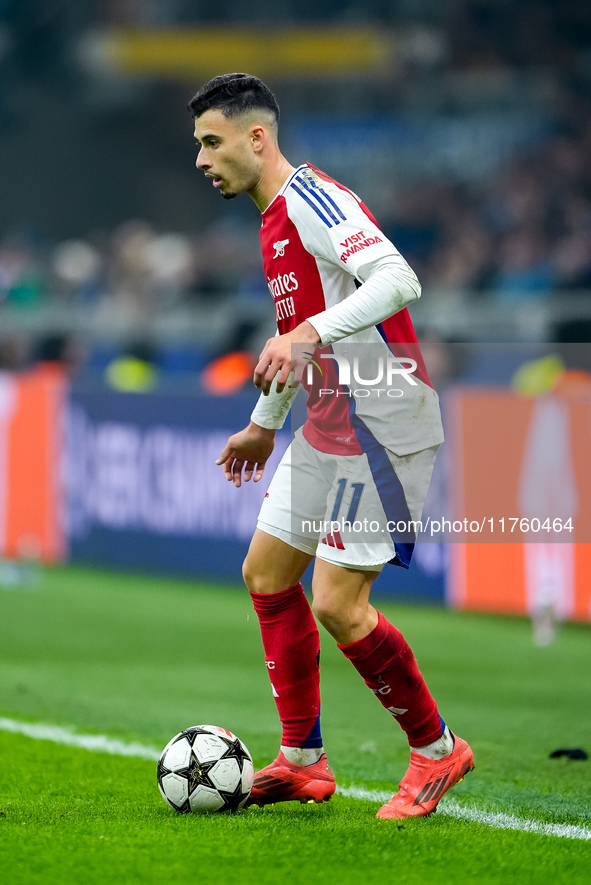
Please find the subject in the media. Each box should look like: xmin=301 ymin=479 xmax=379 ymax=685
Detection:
xmin=248 ymin=154 xmax=296 ymax=213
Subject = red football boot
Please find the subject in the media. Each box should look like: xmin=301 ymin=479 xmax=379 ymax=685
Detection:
xmin=377 ymin=734 xmax=474 ymax=819
xmin=246 ymin=751 xmax=336 ymax=806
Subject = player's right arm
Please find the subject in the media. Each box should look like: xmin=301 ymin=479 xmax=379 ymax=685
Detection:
xmin=215 ymin=421 xmax=276 ymax=488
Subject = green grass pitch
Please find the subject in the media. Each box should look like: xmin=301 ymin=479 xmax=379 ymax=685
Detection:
xmin=0 ymin=565 xmax=589 ymax=884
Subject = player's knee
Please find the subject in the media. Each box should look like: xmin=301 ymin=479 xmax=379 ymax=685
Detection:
xmin=312 ymin=594 xmax=351 ymax=634
xmin=312 ymin=591 xmax=373 ymax=643
xmin=242 ymin=554 xmax=263 ymax=593
xmin=242 ymin=553 xmax=288 ymax=595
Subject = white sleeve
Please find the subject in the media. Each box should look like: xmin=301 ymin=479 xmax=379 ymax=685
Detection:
xmin=288 ymin=170 xmax=421 ymax=345
xmin=290 ymin=169 xmax=400 ymax=276
xmin=307 ymin=255 xmax=421 ymax=346
xmin=250 ymin=378 xmax=297 ymax=430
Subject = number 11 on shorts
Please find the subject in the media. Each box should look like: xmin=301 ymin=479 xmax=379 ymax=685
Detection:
xmin=331 ymin=479 xmax=365 ymax=524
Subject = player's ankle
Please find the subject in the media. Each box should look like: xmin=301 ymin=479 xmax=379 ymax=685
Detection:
xmin=410 ymin=725 xmax=454 ymax=759
xmin=281 ymin=745 xmax=325 ymax=766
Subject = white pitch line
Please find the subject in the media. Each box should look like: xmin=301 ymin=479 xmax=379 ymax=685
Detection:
xmin=337 ymin=785 xmax=591 ymax=842
xmin=0 ymin=717 xmax=159 ymax=762
xmin=1 ymin=717 xmax=590 ymax=842
xmin=439 ymin=797 xmax=591 ymax=842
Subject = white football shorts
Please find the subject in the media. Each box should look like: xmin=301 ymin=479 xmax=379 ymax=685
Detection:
xmin=257 ymin=428 xmax=439 ymax=571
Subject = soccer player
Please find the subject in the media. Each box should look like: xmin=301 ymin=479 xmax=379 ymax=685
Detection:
xmin=189 ymin=73 xmax=474 ymax=819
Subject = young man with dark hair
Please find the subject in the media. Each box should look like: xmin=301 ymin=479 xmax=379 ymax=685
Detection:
xmin=189 ymin=73 xmax=473 ymax=819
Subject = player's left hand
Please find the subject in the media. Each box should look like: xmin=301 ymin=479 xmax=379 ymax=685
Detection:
xmin=254 ymin=322 xmax=321 ymax=395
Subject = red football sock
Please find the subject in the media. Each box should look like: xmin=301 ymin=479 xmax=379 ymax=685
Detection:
xmin=338 ymin=612 xmax=441 ymax=747
xmin=250 ymin=584 xmax=322 ymax=748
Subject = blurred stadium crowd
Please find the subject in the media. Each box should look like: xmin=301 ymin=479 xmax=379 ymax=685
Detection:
xmin=1 ymin=0 xmax=591 ymax=385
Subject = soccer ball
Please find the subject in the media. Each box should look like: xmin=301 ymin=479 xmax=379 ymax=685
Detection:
xmin=157 ymin=725 xmax=255 ymax=813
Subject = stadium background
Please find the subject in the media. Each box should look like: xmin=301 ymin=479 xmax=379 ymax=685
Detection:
xmin=1 ymin=0 xmax=590 ymax=622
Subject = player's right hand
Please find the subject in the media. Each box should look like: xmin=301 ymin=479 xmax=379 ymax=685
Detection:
xmin=215 ymin=422 xmax=276 ymax=487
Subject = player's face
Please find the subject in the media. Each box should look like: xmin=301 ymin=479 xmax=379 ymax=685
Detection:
xmin=194 ymin=110 xmax=261 ymax=200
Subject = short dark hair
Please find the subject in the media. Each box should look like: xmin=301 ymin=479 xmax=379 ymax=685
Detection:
xmin=187 ymin=73 xmax=279 ymax=127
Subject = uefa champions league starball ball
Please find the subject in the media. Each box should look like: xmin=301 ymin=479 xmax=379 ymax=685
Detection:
xmin=157 ymin=725 xmax=255 ymax=813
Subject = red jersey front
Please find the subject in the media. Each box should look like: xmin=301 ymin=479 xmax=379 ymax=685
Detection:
xmin=258 ymin=164 xmax=443 ymax=457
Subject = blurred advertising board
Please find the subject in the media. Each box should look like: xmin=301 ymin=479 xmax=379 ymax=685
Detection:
xmin=66 ymin=390 xmax=289 ymax=578
xmin=4 ymin=370 xmax=588 ymax=618
xmin=0 ymin=366 xmax=66 ymax=563
xmin=65 ymin=387 xmax=446 ymax=600
xmin=445 ymin=387 xmax=591 ymax=623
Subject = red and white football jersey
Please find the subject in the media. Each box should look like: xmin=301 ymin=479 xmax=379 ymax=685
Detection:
xmin=256 ymin=164 xmax=443 ymax=456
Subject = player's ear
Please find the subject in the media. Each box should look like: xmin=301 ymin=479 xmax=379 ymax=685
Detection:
xmin=250 ymin=125 xmax=266 ymax=153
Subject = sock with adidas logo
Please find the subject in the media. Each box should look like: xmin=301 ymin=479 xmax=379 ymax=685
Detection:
xmin=281 ymin=746 xmax=325 ymax=766
xmin=250 ymin=583 xmax=324 ymax=753
xmin=411 ymin=724 xmax=454 ymax=759
xmin=338 ymin=611 xmax=442 ymax=748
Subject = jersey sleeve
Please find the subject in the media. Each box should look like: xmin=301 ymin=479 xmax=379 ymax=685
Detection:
xmin=307 ymin=257 xmax=421 ymax=347
xmin=288 ymin=169 xmax=402 ymax=277
xmin=250 ymin=378 xmax=298 ymax=430
xmin=287 ymin=170 xmax=421 ymax=346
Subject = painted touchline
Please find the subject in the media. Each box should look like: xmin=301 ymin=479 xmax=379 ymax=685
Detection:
xmin=0 ymin=717 xmax=589 ymax=842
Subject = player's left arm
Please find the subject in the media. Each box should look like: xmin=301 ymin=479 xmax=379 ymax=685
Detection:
xmin=254 ymin=180 xmax=421 ymax=393
xmin=253 ymin=252 xmax=419 ymax=394
xmin=298 ymin=185 xmax=421 ymax=345
xmin=306 ymin=253 xmax=420 ymax=346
